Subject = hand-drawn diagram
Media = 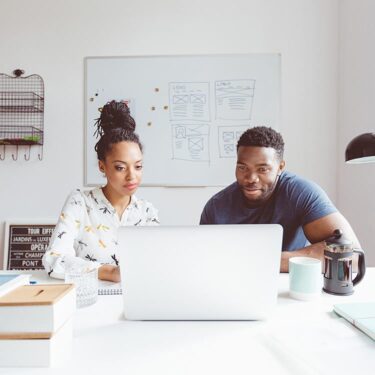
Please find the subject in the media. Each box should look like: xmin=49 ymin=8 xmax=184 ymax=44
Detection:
xmin=172 ymin=124 xmax=210 ymax=162
xmin=169 ymin=82 xmax=210 ymax=122
xmin=215 ymin=80 xmax=255 ymax=120
xmin=218 ymin=126 xmax=248 ymax=158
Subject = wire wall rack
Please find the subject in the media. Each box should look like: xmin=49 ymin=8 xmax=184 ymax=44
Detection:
xmin=0 ymin=70 xmax=44 ymax=160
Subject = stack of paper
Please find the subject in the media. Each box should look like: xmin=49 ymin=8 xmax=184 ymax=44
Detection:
xmin=0 ymin=284 xmax=76 ymax=367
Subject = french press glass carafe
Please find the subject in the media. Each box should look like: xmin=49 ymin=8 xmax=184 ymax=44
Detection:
xmin=323 ymin=229 xmax=365 ymax=295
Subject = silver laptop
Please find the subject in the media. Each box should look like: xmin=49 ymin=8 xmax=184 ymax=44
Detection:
xmin=118 ymin=224 xmax=283 ymax=320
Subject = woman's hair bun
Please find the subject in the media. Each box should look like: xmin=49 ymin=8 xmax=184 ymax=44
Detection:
xmin=94 ymin=100 xmax=136 ymax=138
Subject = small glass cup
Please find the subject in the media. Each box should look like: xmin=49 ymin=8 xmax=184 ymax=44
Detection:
xmin=65 ymin=267 xmax=98 ymax=308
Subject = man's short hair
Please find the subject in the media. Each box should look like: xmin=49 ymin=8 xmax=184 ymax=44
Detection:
xmin=237 ymin=126 xmax=284 ymax=160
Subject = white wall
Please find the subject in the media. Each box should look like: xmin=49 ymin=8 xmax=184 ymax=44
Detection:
xmin=0 ymin=0 xmax=340 ymax=268
xmin=338 ymin=0 xmax=375 ymax=265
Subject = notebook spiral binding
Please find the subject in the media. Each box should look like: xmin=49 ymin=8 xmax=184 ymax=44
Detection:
xmin=98 ymin=288 xmax=122 ymax=295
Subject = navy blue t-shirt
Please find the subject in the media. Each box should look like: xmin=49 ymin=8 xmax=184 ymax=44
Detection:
xmin=200 ymin=171 xmax=337 ymax=251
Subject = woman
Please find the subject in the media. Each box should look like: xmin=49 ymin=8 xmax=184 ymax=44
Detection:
xmin=43 ymin=100 xmax=159 ymax=282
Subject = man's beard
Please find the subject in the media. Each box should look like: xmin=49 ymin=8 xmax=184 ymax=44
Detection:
xmin=242 ymin=175 xmax=280 ymax=208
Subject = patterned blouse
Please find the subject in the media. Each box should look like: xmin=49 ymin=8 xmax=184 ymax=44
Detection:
xmin=42 ymin=187 xmax=159 ymax=279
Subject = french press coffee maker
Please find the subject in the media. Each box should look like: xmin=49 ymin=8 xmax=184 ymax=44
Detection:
xmin=323 ymin=229 xmax=366 ymax=295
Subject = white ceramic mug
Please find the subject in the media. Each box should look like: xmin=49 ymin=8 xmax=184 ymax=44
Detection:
xmin=289 ymin=257 xmax=322 ymax=301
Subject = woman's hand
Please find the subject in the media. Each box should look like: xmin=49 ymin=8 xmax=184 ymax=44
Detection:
xmin=98 ymin=264 xmax=121 ymax=282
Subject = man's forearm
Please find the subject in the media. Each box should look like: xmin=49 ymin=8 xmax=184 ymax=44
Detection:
xmin=280 ymin=242 xmax=325 ymax=273
xmin=280 ymin=242 xmax=359 ymax=273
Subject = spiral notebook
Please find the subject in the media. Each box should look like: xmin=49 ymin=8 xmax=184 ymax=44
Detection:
xmin=98 ymin=280 xmax=122 ymax=295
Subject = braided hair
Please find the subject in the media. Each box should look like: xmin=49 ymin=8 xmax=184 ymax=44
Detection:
xmin=94 ymin=100 xmax=142 ymax=160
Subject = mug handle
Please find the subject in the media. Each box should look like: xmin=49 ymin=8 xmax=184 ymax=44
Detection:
xmin=352 ymin=249 xmax=366 ymax=286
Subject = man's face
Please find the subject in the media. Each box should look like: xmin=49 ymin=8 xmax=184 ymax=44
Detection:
xmin=235 ymin=146 xmax=285 ymax=207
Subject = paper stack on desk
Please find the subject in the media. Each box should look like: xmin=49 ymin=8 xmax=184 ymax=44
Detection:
xmin=0 ymin=284 xmax=76 ymax=367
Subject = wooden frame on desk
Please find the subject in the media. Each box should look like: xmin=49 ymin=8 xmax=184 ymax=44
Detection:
xmin=3 ymin=220 xmax=56 ymax=271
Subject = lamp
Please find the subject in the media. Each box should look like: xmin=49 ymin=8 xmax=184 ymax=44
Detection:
xmin=345 ymin=133 xmax=375 ymax=164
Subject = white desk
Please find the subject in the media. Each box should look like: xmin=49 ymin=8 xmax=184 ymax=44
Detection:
xmin=1 ymin=269 xmax=374 ymax=375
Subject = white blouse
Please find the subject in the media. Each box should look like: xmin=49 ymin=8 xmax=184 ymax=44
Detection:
xmin=42 ymin=187 xmax=159 ymax=279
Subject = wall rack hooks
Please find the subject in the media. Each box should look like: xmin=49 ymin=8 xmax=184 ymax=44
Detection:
xmin=0 ymin=69 xmax=45 ymax=161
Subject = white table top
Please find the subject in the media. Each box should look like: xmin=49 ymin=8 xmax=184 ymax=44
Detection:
xmin=1 ymin=269 xmax=374 ymax=375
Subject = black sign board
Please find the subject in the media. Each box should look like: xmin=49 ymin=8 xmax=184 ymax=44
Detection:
xmin=4 ymin=223 xmax=55 ymax=270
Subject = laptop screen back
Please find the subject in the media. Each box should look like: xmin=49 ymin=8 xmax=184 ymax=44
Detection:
xmin=119 ymin=224 xmax=283 ymax=320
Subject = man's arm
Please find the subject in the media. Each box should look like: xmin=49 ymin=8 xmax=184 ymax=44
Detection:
xmin=200 ymin=202 xmax=213 ymax=224
xmin=280 ymin=242 xmax=326 ymax=273
xmin=280 ymin=212 xmax=361 ymax=272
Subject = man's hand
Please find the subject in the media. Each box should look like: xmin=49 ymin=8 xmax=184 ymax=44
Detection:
xmin=98 ymin=264 xmax=121 ymax=282
xmin=280 ymin=242 xmax=325 ymax=273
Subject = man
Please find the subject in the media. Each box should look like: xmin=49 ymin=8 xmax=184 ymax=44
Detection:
xmin=200 ymin=126 xmax=360 ymax=272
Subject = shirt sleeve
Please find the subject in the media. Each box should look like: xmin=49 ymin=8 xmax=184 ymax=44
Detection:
xmin=200 ymin=201 xmax=213 ymax=224
xmin=42 ymin=190 xmax=100 ymax=279
xmin=291 ymin=178 xmax=338 ymax=226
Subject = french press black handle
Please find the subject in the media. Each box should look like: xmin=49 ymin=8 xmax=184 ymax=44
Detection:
xmin=352 ymin=249 xmax=366 ymax=286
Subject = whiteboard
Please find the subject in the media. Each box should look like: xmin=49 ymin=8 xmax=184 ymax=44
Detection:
xmin=85 ymin=54 xmax=280 ymax=186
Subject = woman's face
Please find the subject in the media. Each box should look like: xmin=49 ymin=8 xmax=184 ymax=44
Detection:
xmin=99 ymin=141 xmax=143 ymax=197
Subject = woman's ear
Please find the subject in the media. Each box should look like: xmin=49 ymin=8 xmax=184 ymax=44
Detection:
xmin=98 ymin=160 xmax=105 ymax=174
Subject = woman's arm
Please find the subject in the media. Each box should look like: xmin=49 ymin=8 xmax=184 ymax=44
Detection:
xmin=42 ymin=191 xmax=100 ymax=279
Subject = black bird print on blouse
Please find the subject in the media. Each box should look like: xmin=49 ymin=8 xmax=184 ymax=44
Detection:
xmin=70 ymin=198 xmax=82 ymax=206
xmin=99 ymin=206 xmax=112 ymax=215
xmin=89 ymin=191 xmax=99 ymax=205
xmin=57 ymin=231 xmax=66 ymax=239
xmin=111 ymin=254 xmax=119 ymax=266
xmin=85 ymin=254 xmax=98 ymax=262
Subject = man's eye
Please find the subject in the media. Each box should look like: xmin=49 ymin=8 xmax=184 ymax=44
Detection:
xmin=136 ymin=165 xmax=143 ymax=170
xmin=237 ymin=165 xmax=246 ymax=171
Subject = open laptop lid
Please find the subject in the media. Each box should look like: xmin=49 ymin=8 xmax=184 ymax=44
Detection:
xmin=119 ymin=224 xmax=283 ymax=320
